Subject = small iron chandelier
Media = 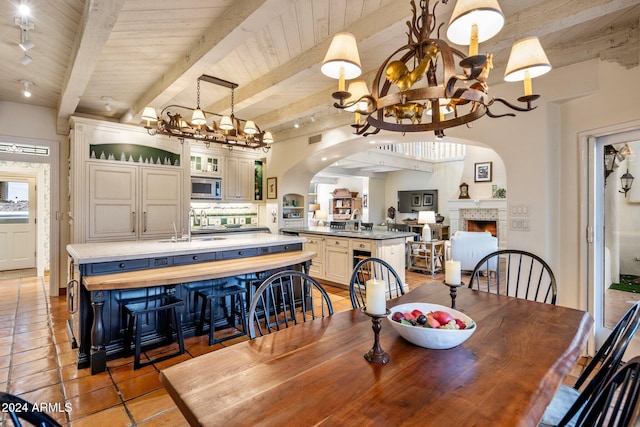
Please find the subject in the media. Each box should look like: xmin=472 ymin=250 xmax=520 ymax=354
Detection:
xmin=143 ymin=75 xmax=273 ymax=152
xmin=321 ymin=0 xmax=551 ymax=138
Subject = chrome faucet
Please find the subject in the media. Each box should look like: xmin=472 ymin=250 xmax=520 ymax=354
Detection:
xmin=188 ymin=208 xmax=197 ymax=242
xmin=200 ymin=210 xmax=207 ymax=227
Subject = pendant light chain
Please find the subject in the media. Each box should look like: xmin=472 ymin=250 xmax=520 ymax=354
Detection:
xmin=196 ymin=79 xmax=201 ymax=109
xmin=230 ymin=87 xmax=235 ymax=117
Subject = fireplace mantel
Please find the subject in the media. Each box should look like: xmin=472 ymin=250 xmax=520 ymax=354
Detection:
xmin=448 ymin=199 xmax=508 ymax=248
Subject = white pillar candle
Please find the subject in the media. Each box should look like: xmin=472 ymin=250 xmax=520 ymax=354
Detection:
xmin=365 ymin=279 xmax=386 ymax=315
xmin=445 ymin=260 xmax=461 ymax=285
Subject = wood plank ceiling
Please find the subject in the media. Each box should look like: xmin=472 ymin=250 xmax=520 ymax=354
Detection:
xmin=1 ymin=0 xmax=638 ymax=172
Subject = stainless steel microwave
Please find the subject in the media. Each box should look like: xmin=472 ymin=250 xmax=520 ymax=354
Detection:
xmin=191 ymin=177 xmax=222 ymax=200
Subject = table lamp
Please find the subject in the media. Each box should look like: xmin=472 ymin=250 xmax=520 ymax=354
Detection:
xmin=315 ymin=209 xmax=328 ymax=226
xmin=418 ymin=210 xmax=436 ymax=242
xmin=309 ymin=204 xmax=320 ymax=217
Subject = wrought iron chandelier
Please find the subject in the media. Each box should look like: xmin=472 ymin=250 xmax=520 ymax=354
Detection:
xmin=142 ymin=75 xmax=273 ymax=151
xmin=321 ymin=0 xmax=552 ymax=138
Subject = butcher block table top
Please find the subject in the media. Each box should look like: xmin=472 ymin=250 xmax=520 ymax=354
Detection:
xmin=160 ymin=284 xmax=593 ymax=427
xmin=82 ymin=250 xmax=316 ymax=291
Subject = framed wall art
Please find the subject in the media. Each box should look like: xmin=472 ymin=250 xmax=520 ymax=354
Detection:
xmin=474 ymin=162 xmax=493 ymax=182
xmin=267 ymin=177 xmax=277 ymax=199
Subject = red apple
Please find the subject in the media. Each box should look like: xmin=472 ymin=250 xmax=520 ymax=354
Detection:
xmin=455 ymin=319 xmax=466 ymax=330
xmin=431 ymin=310 xmax=453 ymax=325
xmin=403 ymin=312 xmax=416 ymax=321
xmin=391 ymin=312 xmax=405 ymax=322
xmin=411 ymin=309 xmax=424 ymax=318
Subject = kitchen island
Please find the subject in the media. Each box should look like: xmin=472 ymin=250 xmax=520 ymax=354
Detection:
xmin=283 ymin=226 xmax=415 ymax=288
xmin=66 ymin=233 xmax=309 ymax=374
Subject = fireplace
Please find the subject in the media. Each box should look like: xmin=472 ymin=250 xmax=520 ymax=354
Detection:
xmin=467 ymin=219 xmax=497 ymax=237
xmin=447 ymin=199 xmax=507 ymax=248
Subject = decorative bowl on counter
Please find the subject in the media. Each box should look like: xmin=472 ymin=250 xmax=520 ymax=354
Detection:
xmin=387 ymin=303 xmax=476 ymax=349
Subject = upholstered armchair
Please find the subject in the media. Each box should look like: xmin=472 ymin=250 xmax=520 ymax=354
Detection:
xmin=445 ymin=231 xmax=498 ymax=272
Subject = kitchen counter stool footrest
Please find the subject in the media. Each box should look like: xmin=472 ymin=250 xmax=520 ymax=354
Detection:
xmin=123 ymin=294 xmax=185 ymax=370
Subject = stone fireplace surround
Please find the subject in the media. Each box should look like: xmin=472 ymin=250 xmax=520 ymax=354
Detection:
xmin=448 ymin=199 xmax=507 ymax=248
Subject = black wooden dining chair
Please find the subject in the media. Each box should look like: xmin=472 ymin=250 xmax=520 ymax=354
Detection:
xmin=539 ymin=301 xmax=640 ymax=426
xmin=247 ymin=270 xmax=334 ymax=338
xmin=349 ymin=257 xmax=405 ymax=309
xmin=0 ymin=392 xmax=61 ymax=426
xmin=571 ymin=355 xmax=640 ymax=426
xmin=468 ymin=249 xmax=557 ymax=304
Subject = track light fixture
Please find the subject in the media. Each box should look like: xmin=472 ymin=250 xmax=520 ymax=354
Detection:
xmin=101 ymin=96 xmax=113 ymax=112
xmin=19 ymin=53 xmax=32 ymax=65
xmin=19 ymin=29 xmax=33 ymax=51
xmin=16 ymin=1 xmax=35 ymax=65
xmin=20 ymin=80 xmax=33 ymax=98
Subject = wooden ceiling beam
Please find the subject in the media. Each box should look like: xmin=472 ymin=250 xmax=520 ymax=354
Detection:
xmin=125 ymin=0 xmax=290 ymax=123
xmin=56 ymin=0 xmax=126 ymax=134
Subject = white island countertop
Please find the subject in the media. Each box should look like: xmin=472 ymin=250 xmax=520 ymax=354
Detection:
xmin=67 ymin=233 xmax=306 ymax=264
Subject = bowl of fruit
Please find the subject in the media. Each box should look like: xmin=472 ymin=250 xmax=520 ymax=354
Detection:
xmin=387 ymin=303 xmax=476 ymax=349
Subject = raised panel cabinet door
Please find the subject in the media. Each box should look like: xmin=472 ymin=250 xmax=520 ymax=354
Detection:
xmin=301 ymin=234 xmax=325 ymax=279
xmin=224 ymin=156 xmax=239 ymax=200
xmin=88 ymin=163 xmax=137 ymax=240
xmin=376 ymin=241 xmax=406 ymax=285
xmin=141 ymin=167 xmax=182 ymax=238
xmin=237 ymin=157 xmax=254 ymax=201
xmin=325 ymin=238 xmax=350 ymax=285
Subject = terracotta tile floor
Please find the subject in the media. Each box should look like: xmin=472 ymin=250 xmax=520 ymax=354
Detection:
xmin=0 ymin=270 xmax=586 ymax=426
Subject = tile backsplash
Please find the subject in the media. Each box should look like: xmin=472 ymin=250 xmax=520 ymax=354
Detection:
xmin=189 ymin=202 xmax=259 ymax=227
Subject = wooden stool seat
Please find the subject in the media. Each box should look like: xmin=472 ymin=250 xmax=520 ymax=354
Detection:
xmin=123 ymin=293 xmax=185 ymax=370
xmin=196 ymin=284 xmax=248 ymax=345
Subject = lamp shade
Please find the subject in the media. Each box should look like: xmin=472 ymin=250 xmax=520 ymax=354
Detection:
xmin=191 ymin=108 xmax=206 ymax=125
xmin=142 ymin=106 xmax=158 ymax=123
xmin=262 ymin=131 xmax=274 ymax=143
xmin=220 ymin=115 xmax=234 ymax=130
xmin=344 ymin=80 xmax=370 ymax=112
xmin=321 ymin=32 xmax=362 ymax=80
xmin=418 ymin=210 xmax=436 ymax=224
xmin=315 ymin=210 xmax=328 ymax=220
xmin=504 ymin=37 xmax=552 ymax=82
xmin=447 ymin=0 xmax=504 ymax=45
xmin=309 ymin=204 xmax=321 ymax=212
xmin=244 ymin=120 xmax=258 ymax=135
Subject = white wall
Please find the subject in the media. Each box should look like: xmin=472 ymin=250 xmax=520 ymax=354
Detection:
xmin=0 ymin=101 xmax=65 ymax=293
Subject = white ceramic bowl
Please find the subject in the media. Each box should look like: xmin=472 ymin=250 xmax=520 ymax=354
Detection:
xmin=387 ymin=303 xmax=476 ymax=349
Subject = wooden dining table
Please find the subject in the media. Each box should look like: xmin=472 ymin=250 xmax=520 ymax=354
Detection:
xmin=159 ymin=283 xmax=593 ymax=427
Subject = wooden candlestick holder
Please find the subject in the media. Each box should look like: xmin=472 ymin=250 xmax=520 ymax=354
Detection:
xmin=362 ymin=307 xmax=390 ymax=364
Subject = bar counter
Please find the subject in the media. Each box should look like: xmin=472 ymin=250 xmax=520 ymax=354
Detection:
xmin=66 ymin=233 xmax=309 ymax=374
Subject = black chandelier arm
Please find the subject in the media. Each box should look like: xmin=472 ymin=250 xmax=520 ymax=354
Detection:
xmin=492 ymin=97 xmax=539 ymax=112
xmin=333 ymin=95 xmax=378 ymax=114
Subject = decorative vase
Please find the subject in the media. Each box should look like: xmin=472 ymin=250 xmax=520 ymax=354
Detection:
xmin=435 ymin=213 xmax=445 ymax=224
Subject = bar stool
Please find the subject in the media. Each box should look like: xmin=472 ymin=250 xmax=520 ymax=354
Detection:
xmin=123 ymin=292 xmax=185 ymax=370
xmin=183 ymin=279 xmax=227 ymax=323
xmin=196 ymin=282 xmax=248 ymax=345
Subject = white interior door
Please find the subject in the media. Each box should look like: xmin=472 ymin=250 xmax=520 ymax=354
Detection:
xmin=0 ymin=174 xmax=36 ymax=270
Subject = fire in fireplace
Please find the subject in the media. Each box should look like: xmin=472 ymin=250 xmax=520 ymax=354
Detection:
xmin=467 ymin=220 xmax=497 ymax=237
